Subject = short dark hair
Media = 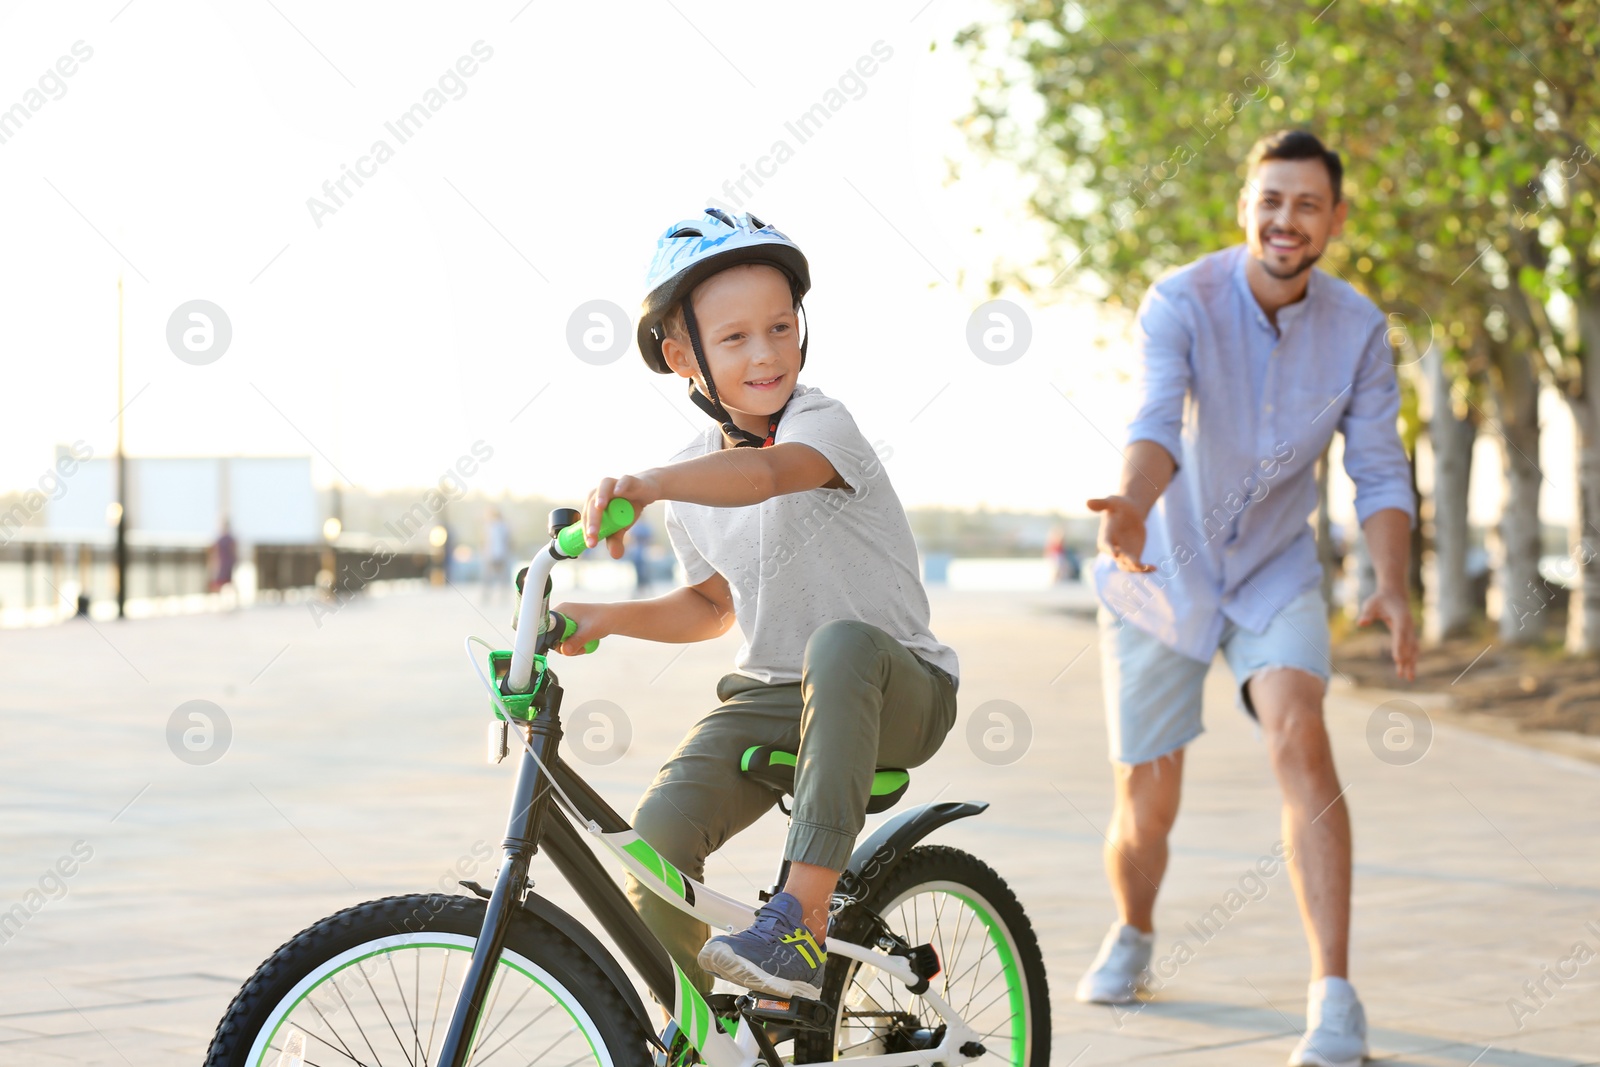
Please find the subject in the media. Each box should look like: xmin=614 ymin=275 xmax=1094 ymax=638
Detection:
xmin=1246 ymin=129 xmax=1343 ymax=204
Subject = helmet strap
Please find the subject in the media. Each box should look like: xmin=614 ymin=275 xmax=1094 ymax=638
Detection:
xmin=681 ymin=298 xmax=783 ymax=449
xmin=796 ymin=299 xmax=809 ymax=369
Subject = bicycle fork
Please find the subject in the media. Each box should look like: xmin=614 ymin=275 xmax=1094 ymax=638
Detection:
xmin=435 ymin=682 xmax=565 ymax=1067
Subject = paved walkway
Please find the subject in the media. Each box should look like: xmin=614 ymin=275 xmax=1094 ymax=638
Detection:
xmin=1 ymin=584 xmax=1596 ymax=1064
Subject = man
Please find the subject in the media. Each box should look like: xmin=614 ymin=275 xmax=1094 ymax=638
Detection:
xmin=481 ymin=507 xmax=511 ymax=604
xmin=1079 ymin=130 xmax=1418 ymax=1067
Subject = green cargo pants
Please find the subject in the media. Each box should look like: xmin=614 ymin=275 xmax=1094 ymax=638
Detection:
xmin=625 ymin=618 xmax=958 ymax=993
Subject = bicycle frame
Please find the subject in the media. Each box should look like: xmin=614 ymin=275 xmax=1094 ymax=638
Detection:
xmin=434 ymin=534 xmax=988 ymax=1067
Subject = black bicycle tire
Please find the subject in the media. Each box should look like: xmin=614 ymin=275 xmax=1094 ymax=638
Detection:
xmin=796 ymin=845 xmax=1051 ymax=1065
xmin=203 ymin=892 xmax=654 ymax=1067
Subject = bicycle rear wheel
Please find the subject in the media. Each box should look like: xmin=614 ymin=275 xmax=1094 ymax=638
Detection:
xmin=204 ymin=893 xmax=652 ymax=1067
xmin=798 ymin=845 xmax=1050 ymax=1065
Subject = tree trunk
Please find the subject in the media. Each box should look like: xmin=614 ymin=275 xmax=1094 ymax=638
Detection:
xmin=1490 ymin=344 xmax=1546 ymax=643
xmin=1425 ymin=346 xmax=1477 ymax=641
xmin=1408 ymin=449 xmax=1426 ymax=602
xmin=1566 ymin=295 xmax=1600 ymax=655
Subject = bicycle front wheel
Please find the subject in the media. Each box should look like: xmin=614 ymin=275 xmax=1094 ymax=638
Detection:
xmin=204 ymin=893 xmax=652 ymax=1067
xmin=799 ymin=845 xmax=1050 ymax=1065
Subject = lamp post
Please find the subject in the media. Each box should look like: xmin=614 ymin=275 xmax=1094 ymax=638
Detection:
xmin=115 ymin=276 xmax=128 ymax=620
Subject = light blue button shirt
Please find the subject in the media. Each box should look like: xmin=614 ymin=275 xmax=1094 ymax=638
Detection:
xmin=1095 ymin=244 xmax=1416 ymax=663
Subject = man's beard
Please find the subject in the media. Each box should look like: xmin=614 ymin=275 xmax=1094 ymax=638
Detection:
xmin=1255 ymin=233 xmax=1321 ymax=280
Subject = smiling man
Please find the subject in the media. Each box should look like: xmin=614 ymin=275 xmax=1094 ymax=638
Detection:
xmin=1078 ymin=130 xmax=1418 ymax=1067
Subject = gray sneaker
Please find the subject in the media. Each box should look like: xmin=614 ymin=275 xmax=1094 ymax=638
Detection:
xmin=697 ymin=892 xmax=826 ymax=1000
xmin=1075 ymin=922 xmax=1153 ymax=1004
xmin=1289 ymin=980 xmax=1368 ymax=1067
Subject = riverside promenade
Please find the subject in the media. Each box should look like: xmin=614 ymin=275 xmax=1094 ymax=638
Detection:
xmin=1 ymin=584 xmax=1596 ymax=1064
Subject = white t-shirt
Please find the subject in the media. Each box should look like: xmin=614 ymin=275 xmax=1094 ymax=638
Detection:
xmin=664 ymin=384 xmax=959 ymax=686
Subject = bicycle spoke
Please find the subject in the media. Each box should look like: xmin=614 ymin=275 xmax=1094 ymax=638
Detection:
xmin=551 ymin=1051 xmax=598 ymax=1067
xmin=426 ymin=948 xmax=451 ymax=1061
xmin=943 ymin=940 xmax=998 ymax=1000
xmin=465 ymin=961 xmax=510 ymax=1065
xmin=365 ymin=957 xmax=419 ymax=1067
xmin=414 ymin=948 xmax=425 ymax=1067
xmin=469 ymin=1003 xmax=556 ymax=1066
xmin=302 ymin=1022 xmax=379 ymax=1067
xmin=966 ymin=935 xmax=992 ymax=1013
xmin=968 ymin=982 xmax=1014 ymax=1023
xmin=467 ymin=972 xmax=540 ymax=1061
xmin=332 ymin=967 xmax=390 ymax=1066
xmin=977 ymin=1012 xmax=1020 ymax=1041
xmin=945 ymin=903 xmax=979 ymax=993
xmin=307 ymin=994 xmax=369 ymax=1067
xmin=521 ymin=1022 xmax=580 ymax=1064
xmin=385 ymin=950 xmax=421 ymax=1066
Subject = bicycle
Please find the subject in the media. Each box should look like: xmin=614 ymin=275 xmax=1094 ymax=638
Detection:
xmin=204 ymin=501 xmax=1051 ymax=1067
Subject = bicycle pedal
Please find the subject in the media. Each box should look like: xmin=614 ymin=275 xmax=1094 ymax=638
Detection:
xmin=736 ymin=992 xmax=833 ymax=1034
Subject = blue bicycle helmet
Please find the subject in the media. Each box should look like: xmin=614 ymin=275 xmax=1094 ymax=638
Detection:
xmin=638 ymin=209 xmax=811 ymax=447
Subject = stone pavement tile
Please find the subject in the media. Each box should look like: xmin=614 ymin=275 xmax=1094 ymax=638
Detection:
xmin=0 ymin=1005 xmax=133 ymax=1039
xmin=0 ymin=1026 xmax=56 ymax=1044
xmin=1118 ymin=1036 xmax=1319 ymax=1065
xmin=0 ymin=1038 xmax=86 ymax=1066
xmin=1043 ymin=1028 xmax=1192 ymax=1063
xmin=1484 ymin=1023 xmax=1600 ymax=1067
xmin=1383 ymin=1039 xmax=1595 ymax=1066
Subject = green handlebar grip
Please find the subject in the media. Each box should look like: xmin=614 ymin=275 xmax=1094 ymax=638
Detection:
xmin=556 ymin=498 xmax=636 ymax=558
xmin=561 ymin=613 xmax=599 ymax=655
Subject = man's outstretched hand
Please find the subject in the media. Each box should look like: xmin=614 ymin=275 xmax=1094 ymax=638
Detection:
xmin=1356 ymin=587 xmax=1418 ymax=681
xmin=1087 ymin=495 xmax=1155 ymax=574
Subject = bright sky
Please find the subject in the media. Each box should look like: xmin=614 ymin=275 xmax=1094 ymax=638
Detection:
xmin=0 ymin=0 xmax=1574 ymax=526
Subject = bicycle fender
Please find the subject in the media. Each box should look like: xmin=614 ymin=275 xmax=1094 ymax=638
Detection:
xmin=839 ymin=801 xmax=989 ymax=903
xmin=520 ymin=891 xmax=660 ymax=1048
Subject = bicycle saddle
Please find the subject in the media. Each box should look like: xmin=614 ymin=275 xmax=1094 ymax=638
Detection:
xmin=739 ymin=746 xmax=910 ymax=814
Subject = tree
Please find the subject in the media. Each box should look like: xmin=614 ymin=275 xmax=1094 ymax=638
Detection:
xmin=959 ymin=0 xmax=1600 ymax=651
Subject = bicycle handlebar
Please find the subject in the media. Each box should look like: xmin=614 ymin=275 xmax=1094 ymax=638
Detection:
xmin=548 ymin=610 xmax=599 ymax=655
xmin=506 ymin=498 xmax=636 ymax=692
xmin=555 ymin=498 xmax=635 ymax=558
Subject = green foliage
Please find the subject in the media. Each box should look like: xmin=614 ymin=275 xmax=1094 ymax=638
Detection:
xmin=959 ymin=0 xmax=1600 ymax=383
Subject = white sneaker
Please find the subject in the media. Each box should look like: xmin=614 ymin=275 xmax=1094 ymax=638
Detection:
xmin=1074 ymin=922 xmax=1153 ymax=1004
xmin=1289 ymin=978 xmax=1368 ymax=1067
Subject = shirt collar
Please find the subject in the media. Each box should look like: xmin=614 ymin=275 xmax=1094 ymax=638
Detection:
xmin=1234 ymin=243 xmax=1319 ymax=331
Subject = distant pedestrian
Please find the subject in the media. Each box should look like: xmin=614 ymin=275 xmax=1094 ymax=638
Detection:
xmin=628 ymin=518 xmax=655 ymax=595
xmin=482 ymin=508 xmax=511 ymax=603
xmin=1046 ymin=525 xmax=1080 ymax=583
xmin=211 ymin=518 xmax=238 ymax=609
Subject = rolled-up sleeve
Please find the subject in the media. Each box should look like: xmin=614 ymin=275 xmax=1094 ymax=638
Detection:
xmin=1340 ymin=318 xmax=1417 ymax=527
xmin=1125 ymin=284 xmax=1193 ymax=469
xmin=665 ymin=503 xmax=716 ymax=585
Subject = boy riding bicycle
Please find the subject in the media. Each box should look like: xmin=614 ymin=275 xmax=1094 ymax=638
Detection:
xmin=552 ymin=209 xmax=959 ymax=1002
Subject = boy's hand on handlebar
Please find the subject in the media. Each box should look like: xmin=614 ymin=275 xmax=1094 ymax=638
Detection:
xmin=583 ymin=474 xmax=659 ymax=556
xmin=551 ymin=601 xmax=608 ymax=655
xmin=1087 ymin=495 xmax=1156 ymax=574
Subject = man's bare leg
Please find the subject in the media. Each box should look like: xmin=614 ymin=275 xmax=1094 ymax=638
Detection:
xmin=1248 ymin=668 xmax=1350 ymax=980
xmin=1106 ymin=749 xmax=1186 ymax=932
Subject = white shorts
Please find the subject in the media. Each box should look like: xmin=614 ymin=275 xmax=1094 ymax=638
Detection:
xmin=1098 ymin=584 xmax=1332 ymax=765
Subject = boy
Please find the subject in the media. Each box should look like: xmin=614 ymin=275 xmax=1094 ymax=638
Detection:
xmin=552 ymin=209 xmax=959 ymax=1002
